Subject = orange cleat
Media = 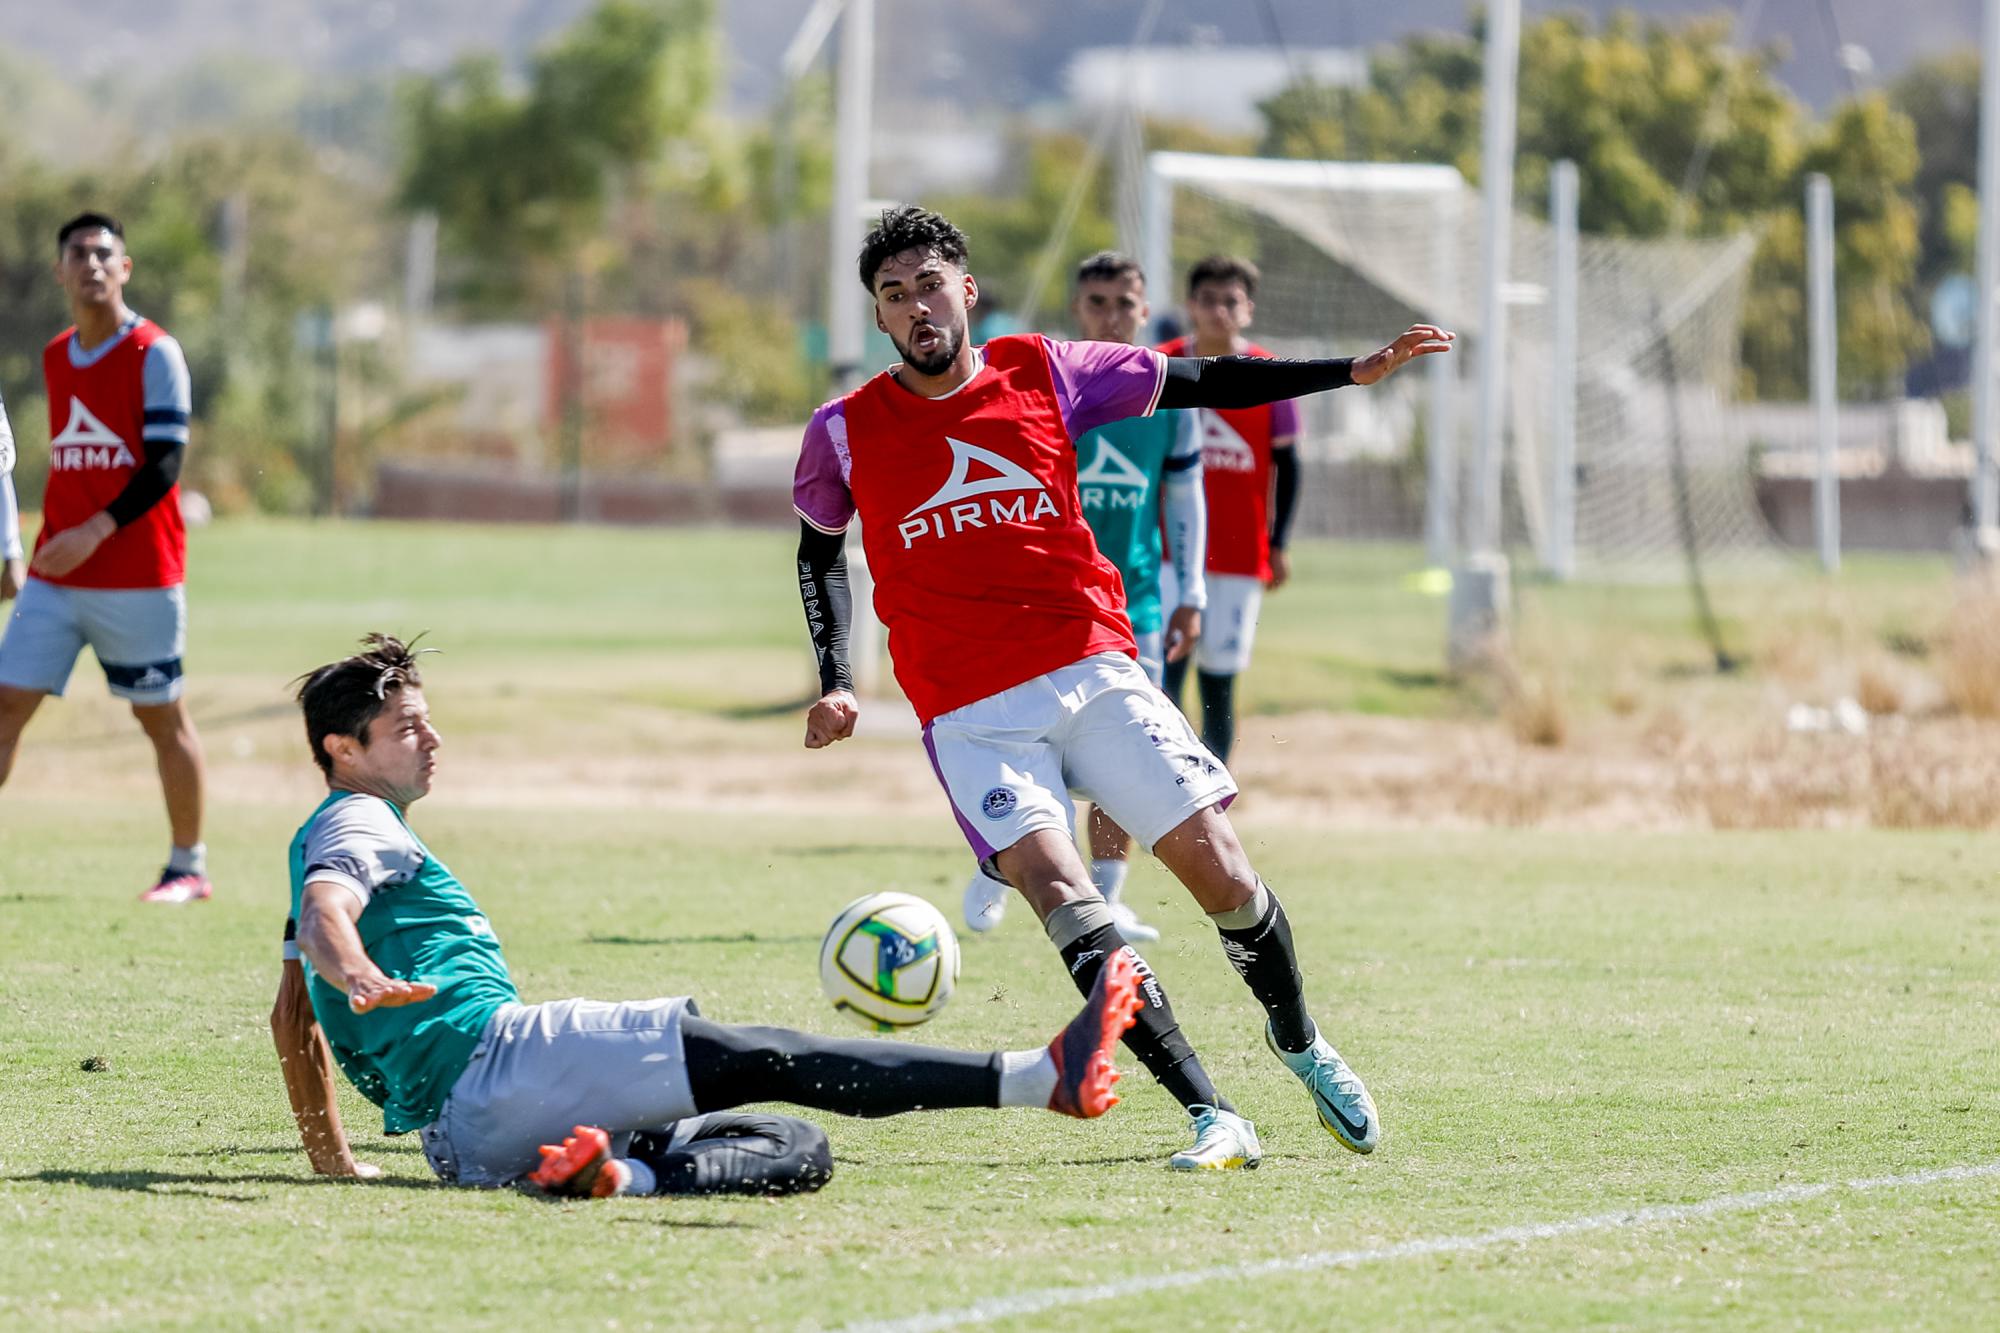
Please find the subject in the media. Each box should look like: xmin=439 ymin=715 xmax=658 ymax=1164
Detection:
xmin=527 ymin=1125 xmax=632 ymax=1198
xmin=1046 ymin=949 xmax=1142 ymax=1119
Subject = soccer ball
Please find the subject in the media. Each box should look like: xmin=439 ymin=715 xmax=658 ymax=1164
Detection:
xmin=819 ymin=892 xmax=960 ymax=1031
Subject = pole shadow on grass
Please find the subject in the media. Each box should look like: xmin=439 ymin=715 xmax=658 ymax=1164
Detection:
xmin=831 ymin=1151 xmax=1163 ymax=1169
xmin=170 ymin=1142 xmax=424 ymax=1159
xmin=587 ymin=933 xmax=821 ymax=947
xmin=7 ymin=1168 xmax=443 ymax=1199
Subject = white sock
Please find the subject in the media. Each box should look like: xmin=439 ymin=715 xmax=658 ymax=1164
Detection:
xmin=1090 ymin=858 xmax=1130 ymax=905
xmin=997 ymin=1048 xmax=1057 ymax=1108
xmin=169 ymin=843 xmax=207 ymax=876
xmin=619 ymin=1158 xmax=656 ymax=1196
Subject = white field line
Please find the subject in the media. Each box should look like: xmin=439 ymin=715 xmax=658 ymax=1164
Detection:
xmin=838 ymin=1161 xmax=2000 ymax=1333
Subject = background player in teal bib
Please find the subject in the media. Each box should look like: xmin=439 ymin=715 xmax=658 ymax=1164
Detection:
xmin=270 ymin=633 xmax=1141 ymax=1197
xmin=962 ymin=251 xmax=1207 ymax=945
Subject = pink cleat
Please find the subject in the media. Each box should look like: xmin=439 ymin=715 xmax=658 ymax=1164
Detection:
xmin=140 ymin=870 xmax=213 ymax=904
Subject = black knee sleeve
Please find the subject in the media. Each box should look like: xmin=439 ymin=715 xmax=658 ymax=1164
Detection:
xmin=1196 ymin=669 xmax=1236 ymax=764
xmin=629 ymin=1112 xmax=834 ymax=1197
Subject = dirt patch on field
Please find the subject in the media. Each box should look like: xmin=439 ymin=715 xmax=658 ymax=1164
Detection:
xmin=18 ymin=683 xmax=2000 ymax=832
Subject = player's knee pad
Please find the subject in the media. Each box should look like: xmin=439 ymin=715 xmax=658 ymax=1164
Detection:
xmin=635 ymin=1112 xmax=833 ymax=1196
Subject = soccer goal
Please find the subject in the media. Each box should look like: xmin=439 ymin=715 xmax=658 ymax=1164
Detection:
xmin=1134 ymin=150 xmax=1773 ymax=580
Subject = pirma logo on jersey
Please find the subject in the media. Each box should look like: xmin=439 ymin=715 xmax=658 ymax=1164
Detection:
xmin=1076 ymin=436 xmax=1150 ymax=511
xmin=898 ymin=437 xmax=1058 ymax=548
xmin=1199 ymin=415 xmax=1258 ymax=473
xmin=49 ymin=397 xmax=136 ymax=471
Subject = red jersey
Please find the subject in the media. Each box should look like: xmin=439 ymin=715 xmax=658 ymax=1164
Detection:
xmin=40 ymin=318 xmax=186 ymax=589
xmin=793 ymin=334 xmax=1165 ymax=723
xmin=1156 ymin=337 xmax=1299 ymax=581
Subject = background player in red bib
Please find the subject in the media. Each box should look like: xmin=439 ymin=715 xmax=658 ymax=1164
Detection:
xmin=0 ymin=212 xmax=212 ymax=904
xmin=794 ymin=206 xmax=1451 ymax=1169
xmin=1156 ymin=255 xmax=1297 ymax=766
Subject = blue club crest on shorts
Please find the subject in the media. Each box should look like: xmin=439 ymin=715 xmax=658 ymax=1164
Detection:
xmin=981 ymin=787 xmax=1017 ymax=819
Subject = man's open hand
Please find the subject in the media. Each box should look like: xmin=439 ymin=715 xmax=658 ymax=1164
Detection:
xmin=347 ymin=975 xmax=437 ymax=1014
xmin=1351 ymin=325 xmax=1455 ymax=386
xmin=1 ymin=557 xmax=24 ymax=600
xmin=805 ymin=688 xmax=860 ymax=748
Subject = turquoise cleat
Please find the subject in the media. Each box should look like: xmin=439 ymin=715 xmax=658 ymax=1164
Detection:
xmin=1267 ymin=1023 xmax=1380 ymax=1154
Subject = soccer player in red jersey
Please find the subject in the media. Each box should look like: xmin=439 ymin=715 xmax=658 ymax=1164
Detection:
xmin=794 ymin=206 xmax=1451 ymax=1168
xmin=0 ymin=212 xmax=212 ymax=903
xmin=1156 ymin=255 xmax=1295 ymax=765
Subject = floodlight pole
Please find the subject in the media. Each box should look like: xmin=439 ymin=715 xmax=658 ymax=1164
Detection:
xmin=1423 ymin=187 xmax=1463 ymax=568
xmin=1449 ymin=0 xmax=1520 ymax=666
xmin=826 ymin=0 xmax=874 ymax=394
xmin=1549 ymin=159 xmax=1579 ymax=581
xmin=1972 ymin=0 xmax=2000 ymax=540
xmin=825 ymin=0 xmax=881 ymax=694
xmin=1806 ymin=173 xmax=1840 ymax=574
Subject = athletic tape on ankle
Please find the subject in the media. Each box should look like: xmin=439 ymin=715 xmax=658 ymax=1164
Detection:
xmin=1044 ymin=897 xmax=1117 ymax=950
xmin=1207 ymin=879 xmax=1273 ymax=931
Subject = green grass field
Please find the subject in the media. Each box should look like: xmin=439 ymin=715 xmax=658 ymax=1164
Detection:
xmin=2 ymin=520 xmax=1995 ymax=1329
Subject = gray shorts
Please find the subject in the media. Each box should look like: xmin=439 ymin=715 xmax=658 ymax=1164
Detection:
xmin=419 ymin=996 xmax=700 ymax=1188
xmin=1133 ymin=625 xmax=1164 ymax=687
xmin=0 ymin=577 xmax=186 ymax=704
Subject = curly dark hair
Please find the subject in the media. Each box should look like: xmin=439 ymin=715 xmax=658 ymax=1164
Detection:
xmin=1074 ymin=250 xmax=1145 ymax=289
xmin=857 ymin=205 xmax=969 ymax=292
xmin=1186 ymin=254 xmax=1260 ymax=300
xmin=293 ymin=633 xmax=433 ymax=777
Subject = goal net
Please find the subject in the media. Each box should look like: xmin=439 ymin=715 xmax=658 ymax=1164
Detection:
xmin=1131 ymin=151 xmax=1773 ymax=579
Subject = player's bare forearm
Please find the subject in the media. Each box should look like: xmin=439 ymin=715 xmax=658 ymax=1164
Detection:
xmin=297 ymin=883 xmax=437 ymax=1013
xmin=271 ymin=960 xmax=369 ymax=1177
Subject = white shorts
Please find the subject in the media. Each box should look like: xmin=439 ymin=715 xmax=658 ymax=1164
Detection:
xmin=0 ymin=577 xmax=186 ymax=704
xmin=1159 ymin=568 xmax=1263 ymax=675
xmin=923 ymin=652 xmax=1236 ymax=879
xmin=419 ymin=996 xmax=700 ymax=1188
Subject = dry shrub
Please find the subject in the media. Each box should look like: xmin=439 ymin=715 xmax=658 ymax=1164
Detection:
xmin=1504 ymin=673 xmax=1570 ymax=748
xmin=1673 ymin=739 xmax=1867 ymax=829
xmin=1606 ymin=677 xmax=1644 ymax=718
xmin=1867 ymin=734 xmax=2000 ymax=828
xmin=1941 ymin=574 xmax=2000 ymax=718
xmin=1854 ymin=657 xmax=1907 ymax=716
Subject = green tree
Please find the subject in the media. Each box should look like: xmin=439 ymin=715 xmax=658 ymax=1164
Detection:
xmin=398 ymin=0 xmax=716 ymax=310
xmin=1255 ymin=11 xmax=1926 ymax=398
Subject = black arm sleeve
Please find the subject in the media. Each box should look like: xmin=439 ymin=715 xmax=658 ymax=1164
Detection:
xmin=797 ymin=520 xmax=854 ymax=696
xmin=1269 ymin=444 xmax=1300 ymax=550
xmin=104 ymin=437 xmax=185 ymax=528
xmin=1157 ymin=355 xmax=1354 ymax=410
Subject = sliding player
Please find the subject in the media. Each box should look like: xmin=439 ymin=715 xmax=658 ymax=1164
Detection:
xmin=272 ymin=634 xmax=1142 ymax=1196
xmin=794 ymin=206 xmax=1451 ymax=1168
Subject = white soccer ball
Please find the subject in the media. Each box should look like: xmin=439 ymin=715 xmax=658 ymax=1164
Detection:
xmin=819 ymin=892 xmax=960 ymax=1031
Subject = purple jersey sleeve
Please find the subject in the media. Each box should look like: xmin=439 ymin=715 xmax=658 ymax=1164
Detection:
xmin=1039 ymin=336 xmax=1166 ymax=442
xmin=1271 ymin=397 xmax=1301 ymax=444
xmin=793 ymin=400 xmax=855 ymax=533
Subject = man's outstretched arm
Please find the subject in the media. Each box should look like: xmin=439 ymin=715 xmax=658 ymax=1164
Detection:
xmin=1157 ymin=324 xmax=1455 ymax=410
xmin=270 ymin=953 xmax=376 ymax=1178
xmin=296 ymin=881 xmax=437 ymax=1012
xmin=797 ymin=519 xmax=859 ymax=748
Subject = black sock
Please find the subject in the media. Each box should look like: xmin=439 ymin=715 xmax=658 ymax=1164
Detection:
xmin=681 ymin=1016 xmax=1000 ymax=1118
xmin=1055 ymin=922 xmax=1231 ymax=1114
xmin=1196 ymin=669 xmax=1236 ymax=763
xmin=1213 ymin=884 xmax=1314 ymax=1053
xmin=1161 ymin=652 xmax=1192 ymax=714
